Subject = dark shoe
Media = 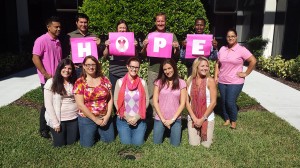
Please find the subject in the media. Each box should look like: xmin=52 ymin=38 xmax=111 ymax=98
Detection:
xmin=40 ymin=131 xmax=51 ymax=139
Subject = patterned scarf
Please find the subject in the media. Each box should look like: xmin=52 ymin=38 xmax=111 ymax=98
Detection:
xmin=117 ymin=73 xmax=146 ymax=119
xmin=191 ymin=77 xmax=208 ymax=141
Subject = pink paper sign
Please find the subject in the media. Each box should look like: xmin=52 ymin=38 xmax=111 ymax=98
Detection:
xmin=109 ymin=32 xmax=135 ymax=56
xmin=70 ymin=37 xmax=98 ymax=63
xmin=147 ymin=32 xmax=173 ymax=58
xmin=185 ymin=34 xmax=213 ymax=59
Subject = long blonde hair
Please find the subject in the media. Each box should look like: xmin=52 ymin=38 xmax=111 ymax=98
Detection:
xmin=187 ymin=56 xmax=210 ymax=86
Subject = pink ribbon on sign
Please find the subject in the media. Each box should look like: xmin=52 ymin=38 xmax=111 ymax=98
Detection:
xmin=70 ymin=37 xmax=98 ymax=63
xmin=147 ymin=32 xmax=173 ymax=58
xmin=185 ymin=34 xmax=213 ymax=59
xmin=109 ymin=32 xmax=135 ymax=56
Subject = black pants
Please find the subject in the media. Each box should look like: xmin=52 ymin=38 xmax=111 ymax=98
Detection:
xmin=50 ymin=118 xmax=79 ymax=147
xmin=40 ymin=83 xmax=50 ymax=133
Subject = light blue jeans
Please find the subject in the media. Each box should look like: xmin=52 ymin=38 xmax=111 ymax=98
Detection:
xmin=153 ymin=119 xmax=182 ymax=146
xmin=78 ymin=116 xmax=114 ymax=147
xmin=116 ymin=117 xmax=146 ymax=146
xmin=218 ymin=83 xmax=244 ymax=122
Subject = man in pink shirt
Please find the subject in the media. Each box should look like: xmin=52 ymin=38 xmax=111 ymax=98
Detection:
xmin=32 ymin=16 xmax=62 ymax=139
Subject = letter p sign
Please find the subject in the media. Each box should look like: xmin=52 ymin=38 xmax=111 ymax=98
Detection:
xmin=153 ymin=37 xmax=167 ymax=52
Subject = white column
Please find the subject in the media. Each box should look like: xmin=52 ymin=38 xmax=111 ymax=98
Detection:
xmin=262 ymin=0 xmax=277 ymax=57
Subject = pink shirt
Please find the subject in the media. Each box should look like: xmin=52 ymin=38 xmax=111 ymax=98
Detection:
xmin=32 ymin=33 xmax=62 ymax=84
xmin=218 ymin=43 xmax=252 ymax=84
xmin=154 ymin=79 xmax=186 ymax=120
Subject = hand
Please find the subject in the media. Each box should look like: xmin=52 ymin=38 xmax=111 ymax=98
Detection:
xmin=194 ymin=118 xmax=204 ymax=128
xmin=142 ymin=39 xmax=148 ymax=48
xmin=161 ymin=118 xmax=171 ymax=129
xmin=44 ymin=72 xmax=52 ymax=79
xmin=99 ymin=115 xmax=110 ymax=127
xmin=126 ymin=117 xmax=138 ymax=126
xmin=94 ymin=117 xmax=104 ymax=126
xmin=54 ymin=126 xmax=60 ymax=132
xmin=134 ymin=40 xmax=138 ymax=46
xmin=172 ymin=41 xmax=179 ymax=48
xmin=105 ymin=40 xmax=110 ymax=47
xmin=237 ymin=72 xmax=248 ymax=78
xmin=94 ymin=37 xmax=101 ymax=45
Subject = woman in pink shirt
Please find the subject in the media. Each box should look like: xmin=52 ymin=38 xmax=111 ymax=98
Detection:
xmin=73 ymin=56 xmax=114 ymax=147
xmin=44 ymin=58 xmax=78 ymax=147
xmin=153 ymin=58 xmax=187 ymax=146
xmin=214 ymin=28 xmax=256 ymax=129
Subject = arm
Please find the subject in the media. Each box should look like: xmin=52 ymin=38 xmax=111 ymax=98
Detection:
xmin=143 ymin=80 xmax=150 ymax=108
xmin=153 ymin=85 xmax=166 ymax=124
xmin=100 ymin=90 xmax=113 ymax=126
xmin=214 ymin=60 xmax=220 ymax=83
xmin=32 ymin=54 xmax=51 ymax=79
xmin=44 ymin=88 xmax=60 ymax=131
xmin=237 ymin=55 xmax=257 ymax=78
xmin=74 ymin=94 xmax=104 ymax=125
xmin=172 ymin=41 xmax=180 ymax=57
xmin=103 ymin=40 xmax=110 ymax=58
xmin=113 ymin=79 xmax=121 ymax=110
xmin=141 ymin=39 xmax=148 ymax=56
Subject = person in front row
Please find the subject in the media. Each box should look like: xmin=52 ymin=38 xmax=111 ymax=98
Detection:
xmin=153 ymin=58 xmax=186 ymax=146
xmin=114 ymin=57 xmax=149 ymax=146
xmin=44 ymin=58 xmax=79 ymax=147
xmin=186 ymin=56 xmax=217 ymax=148
xmin=73 ymin=55 xmax=115 ymax=147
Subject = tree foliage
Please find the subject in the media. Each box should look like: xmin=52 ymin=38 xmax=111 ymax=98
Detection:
xmin=80 ymin=0 xmax=209 ymax=41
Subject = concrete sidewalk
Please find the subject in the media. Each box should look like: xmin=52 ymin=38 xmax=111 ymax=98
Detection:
xmin=243 ymin=67 xmax=300 ymax=132
xmin=0 ymin=67 xmax=40 ymax=107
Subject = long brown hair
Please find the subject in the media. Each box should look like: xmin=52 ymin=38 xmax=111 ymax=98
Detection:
xmin=155 ymin=58 xmax=180 ymax=90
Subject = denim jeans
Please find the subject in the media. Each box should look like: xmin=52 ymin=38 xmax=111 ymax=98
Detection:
xmin=116 ymin=117 xmax=147 ymax=146
xmin=50 ymin=118 xmax=78 ymax=147
xmin=218 ymin=83 xmax=244 ymax=122
xmin=153 ymin=119 xmax=182 ymax=146
xmin=78 ymin=115 xmax=115 ymax=147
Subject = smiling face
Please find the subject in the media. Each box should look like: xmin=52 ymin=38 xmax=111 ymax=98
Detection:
xmin=226 ymin=30 xmax=238 ymax=47
xmin=194 ymin=19 xmax=205 ymax=34
xmin=155 ymin=15 xmax=166 ymax=32
xmin=163 ymin=63 xmax=174 ymax=79
xmin=47 ymin=21 xmax=61 ymax=38
xmin=197 ymin=60 xmax=209 ymax=77
xmin=117 ymin=23 xmax=127 ymax=32
xmin=83 ymin=58 xmax=97 ymax=76
xmin=127 ymin=60 xmax=140 ymax=78
xmin=76 ymin=18 xmax=88 ymax=34
xmin=61 ymin=64 xmax=73 ymax=80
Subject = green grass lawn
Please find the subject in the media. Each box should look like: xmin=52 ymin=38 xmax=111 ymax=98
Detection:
xmin=1 ymin=88 xmax=300 ymax=167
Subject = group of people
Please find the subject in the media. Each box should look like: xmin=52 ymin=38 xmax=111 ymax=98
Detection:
xmin=32 ymin=12 xmax=256 ymax=148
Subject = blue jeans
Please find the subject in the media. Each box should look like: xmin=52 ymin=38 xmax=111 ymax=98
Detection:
xmin=218 ymin=83 xmax=244 ymax=122
xmin=78 ymin=116 xmax=115 ymax=147
xmin=50 ymin=118 xmax=78 ymax=147
xmin=153 ymin=119 xmax=182 ymax=146
xmin=116 ymin=117 xmax=147 ymax=146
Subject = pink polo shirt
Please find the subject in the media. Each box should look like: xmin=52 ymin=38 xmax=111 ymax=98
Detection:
xmin=32 ymin=33 xmax=62 ymax=84
xmin=218 ymin=43 xmax=252 ymax=84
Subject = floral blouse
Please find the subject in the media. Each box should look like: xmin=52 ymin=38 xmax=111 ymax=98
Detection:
xmin=73 ymin=77 xmax=112 ymax=117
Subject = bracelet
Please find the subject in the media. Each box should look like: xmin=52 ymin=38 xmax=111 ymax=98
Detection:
xmin=171 ymin=118 xmax=176 ymax=122
xmin=202 ymin=116 xmax=207 ymax=121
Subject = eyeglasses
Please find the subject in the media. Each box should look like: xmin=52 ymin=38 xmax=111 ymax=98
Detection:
xmin=226 ymin=36 xmax=236 ymax=39
xmin=84 ymin=64 xmax=96 ymax=68
xmin=129 ymin=66 xmax=140 ymax=70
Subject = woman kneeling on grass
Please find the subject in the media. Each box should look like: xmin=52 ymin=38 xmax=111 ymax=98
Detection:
xmin=186 ymin=56 xmax=217 ymax=148
xmin=114 ymin=57 xmax=149 ymax=146
xmin=153 ymin=58 xmax=187 ymax=146
xmin=73 ymin=55 xmax=114 ymax=147
xmin=44 ymin=58 xmax=79 ymax=147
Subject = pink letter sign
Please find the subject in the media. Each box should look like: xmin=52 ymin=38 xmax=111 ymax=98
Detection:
xmin=147 ymin=32 xmax=173 ymax=58
xmin=185 ymin=34 xmax=213 ymax=59
xmin=70 ymin=37 xmax=98 ymax=63
xmin=109 ymin=32 xmax=135 ymax=56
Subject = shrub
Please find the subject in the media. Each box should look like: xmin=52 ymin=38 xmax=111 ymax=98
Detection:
xmin=80 ymin=0 xmax=209 ymax=41
xmin=246 ymin=36 xmax=268 ymax=58
xmin=290 ymin=55 xmax=300 ymax=82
